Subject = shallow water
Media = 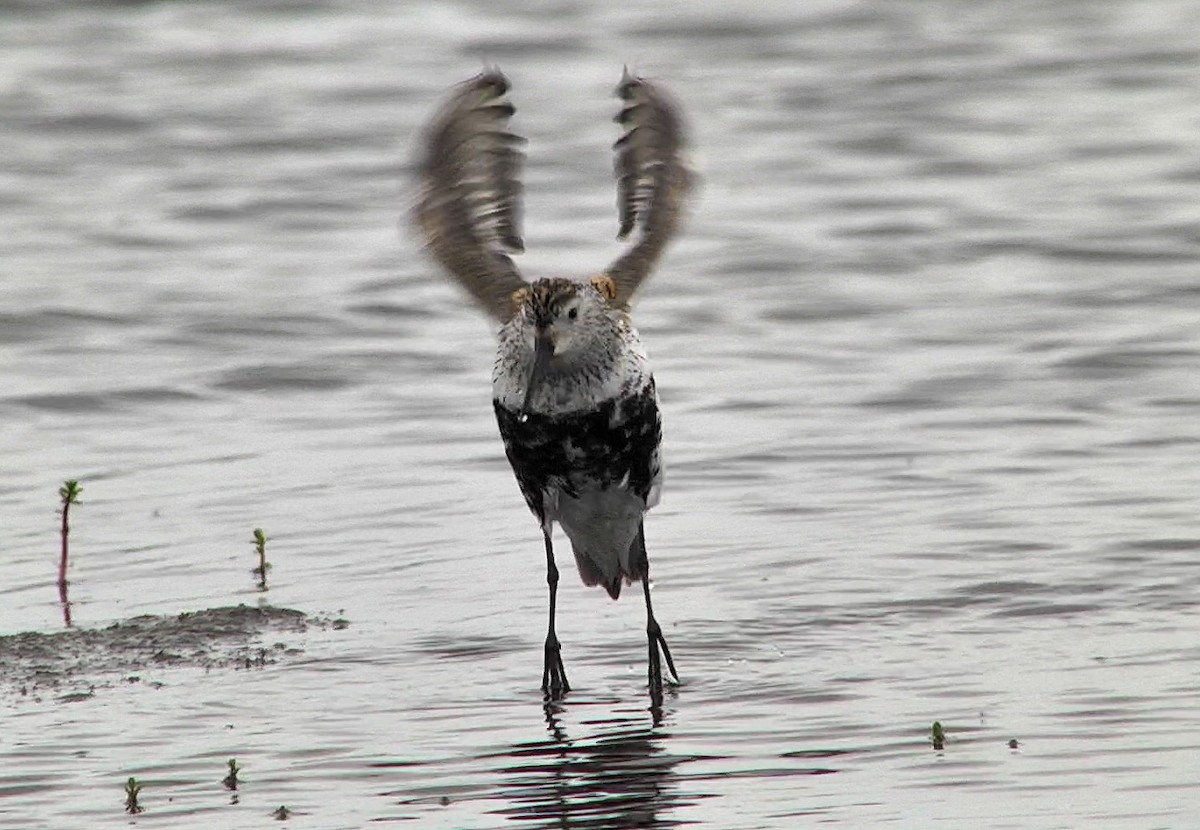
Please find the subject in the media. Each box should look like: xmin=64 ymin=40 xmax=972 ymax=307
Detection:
xmin=3 ymin=0 xmax=1200 ymax=826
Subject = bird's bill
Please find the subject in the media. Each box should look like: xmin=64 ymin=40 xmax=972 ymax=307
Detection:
xmin=521 ymin=329 xmax=555 ymax=415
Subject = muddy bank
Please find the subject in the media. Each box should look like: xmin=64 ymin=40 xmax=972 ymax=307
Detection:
xmin=0 ymin=605 xmax=346 ymax=701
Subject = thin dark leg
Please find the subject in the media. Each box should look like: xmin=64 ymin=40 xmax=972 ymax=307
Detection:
xmin=542 ymin=528 xmax=570 ymax=699
xmin=641 ymin=561 xmax=678 ymax=699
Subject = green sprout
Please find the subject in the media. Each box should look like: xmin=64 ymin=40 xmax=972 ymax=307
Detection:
xmin=252 ymin=528 xmax=271 ymax=590
xmin=223 ymin=758 xmax=241 ymax=790
xmin=57 ymin=480 xmax=82 ymax=588
xmin=223 ymin=758 xmax=241 ymax=791
xmin=124 ymin=777 xmax=144 ymax=814
xmin=931 ymin=721 xmax=946 ymax=751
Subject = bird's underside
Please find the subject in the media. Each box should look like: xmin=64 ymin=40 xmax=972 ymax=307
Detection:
xmin=494 ymin=378 xmax=662 ymax=599
xmin=412 ymin=69 xmax=690 ymax=702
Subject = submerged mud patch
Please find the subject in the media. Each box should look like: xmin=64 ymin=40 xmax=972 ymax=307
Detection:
xmin=0 ymin=605 xmax=343 ymax=701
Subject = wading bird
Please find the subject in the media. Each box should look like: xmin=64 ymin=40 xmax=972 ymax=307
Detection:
xmin=413 ymin=69 xmax=692 ymax=700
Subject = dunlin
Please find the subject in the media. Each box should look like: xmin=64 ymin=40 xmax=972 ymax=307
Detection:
xmin=414 ymin=69 xmax=692 ymax=700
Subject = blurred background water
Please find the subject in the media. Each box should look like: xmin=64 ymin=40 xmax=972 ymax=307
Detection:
xmin=2 ymin=0 xmax=1200 ymax=827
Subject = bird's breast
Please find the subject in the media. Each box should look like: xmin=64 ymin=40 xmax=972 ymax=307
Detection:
xmin=494 ymin=378 xmax=662 ymax=505
xmin=493 ymin=322 xmax=651 ymax=416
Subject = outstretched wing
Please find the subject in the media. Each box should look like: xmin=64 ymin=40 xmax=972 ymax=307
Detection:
xmin=605 ymin=70 xmax=693 ymax=309
xmin=414 ymin=70 xmax=528 ymax=322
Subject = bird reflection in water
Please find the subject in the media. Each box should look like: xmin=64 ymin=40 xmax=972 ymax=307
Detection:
xmin=488 ymin=700 xmax=703 ymax=829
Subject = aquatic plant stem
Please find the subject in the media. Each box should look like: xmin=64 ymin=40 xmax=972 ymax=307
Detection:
xmin=252 ymin=528 xmax=270 ymax=591
xmin=124 ymin=777 xmax=144 ymax=814
xmin=57 ymin=480 xmax=82 ymax=589
xmin=58 ymin=496 xmax=69 ymax=586
xmin=58 ymin=579 xmax=72 ymax=628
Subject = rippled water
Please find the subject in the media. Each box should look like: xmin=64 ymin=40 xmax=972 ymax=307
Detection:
xmin=3 ymin=1 xmax=1200 ymax=827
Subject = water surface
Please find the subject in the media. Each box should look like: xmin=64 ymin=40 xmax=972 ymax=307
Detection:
xmin=2 ymin=1 xmax=1199 ymax=827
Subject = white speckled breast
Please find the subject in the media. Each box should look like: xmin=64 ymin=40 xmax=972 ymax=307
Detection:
xmin=492 ymin=316 xmax=651 ymax=416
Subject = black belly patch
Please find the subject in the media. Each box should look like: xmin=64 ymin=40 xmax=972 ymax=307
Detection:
xmin=493 ymin=381 xmax=661 ymax=521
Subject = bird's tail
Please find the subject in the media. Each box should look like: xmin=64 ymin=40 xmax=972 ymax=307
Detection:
xmin=572 ymin=522 xmax=648 ymax=600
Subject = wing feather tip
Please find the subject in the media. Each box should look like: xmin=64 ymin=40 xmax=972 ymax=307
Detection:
xmin=476 ymin=67 xmax=509 ymax=94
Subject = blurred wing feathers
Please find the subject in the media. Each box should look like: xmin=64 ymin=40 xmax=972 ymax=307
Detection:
xmin=415 ymin=71 xmax=527 ymax=321
xmin=606 ymin=70 xmax=693 ymax=307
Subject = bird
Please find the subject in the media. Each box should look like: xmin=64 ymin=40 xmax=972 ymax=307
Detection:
xmin=413 ymin=68 xmax=692 ymax=701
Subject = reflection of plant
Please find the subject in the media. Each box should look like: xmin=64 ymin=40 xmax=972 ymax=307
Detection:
xmin=252 ymin=528 xmax=271 ymax=590
xmin=58 ymin=480 xmax=83 ymax=588
xmin=223 ymin=758 xmax=241 ymax=790
xmin=931 ymin=721 xmax=946 ymax=750
xmin=124 ymin=777 xmax=144 ymax=814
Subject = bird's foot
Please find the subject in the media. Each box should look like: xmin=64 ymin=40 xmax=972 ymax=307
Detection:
xmin=542 ymin=634 xmax=570 ymax=700
xmin=647 ymin=618 xmax=678 ymax=699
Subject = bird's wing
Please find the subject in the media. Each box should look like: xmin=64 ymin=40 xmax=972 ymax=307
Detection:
xmin=414 ymin=71 xmax=528 ymax=323
xmin=603 ymin=70 xmax=694 ymax=309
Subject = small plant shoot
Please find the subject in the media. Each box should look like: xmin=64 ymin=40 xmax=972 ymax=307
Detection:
xmin=57 ymin=480 xmax=82 ymax=588
xmin=124 ymin=777 xmax=144 ymax=814
xmin=57 ymin=480 xmax=83 ymax=627
xmin=252 ymin=528 xmax=271 ymax=591
xmin=223 ymin=758 xmax=241 ymax=790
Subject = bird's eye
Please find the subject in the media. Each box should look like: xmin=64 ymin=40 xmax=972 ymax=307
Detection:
xmin=567 ymin=307 xmax=578 ymax=321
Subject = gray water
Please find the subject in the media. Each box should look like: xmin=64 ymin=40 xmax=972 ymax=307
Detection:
xmin=3 ymin=0 xmax=1200 ymax=827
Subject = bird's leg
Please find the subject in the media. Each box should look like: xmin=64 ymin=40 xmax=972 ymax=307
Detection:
xmin=542 ymin=527 xmax=570 ymax=699
xmin=641 ymin=566 xmax=678 ymax=699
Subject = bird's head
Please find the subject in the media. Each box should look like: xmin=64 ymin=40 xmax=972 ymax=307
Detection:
xmin=511 ymin=275 xmax=620 ymax=414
